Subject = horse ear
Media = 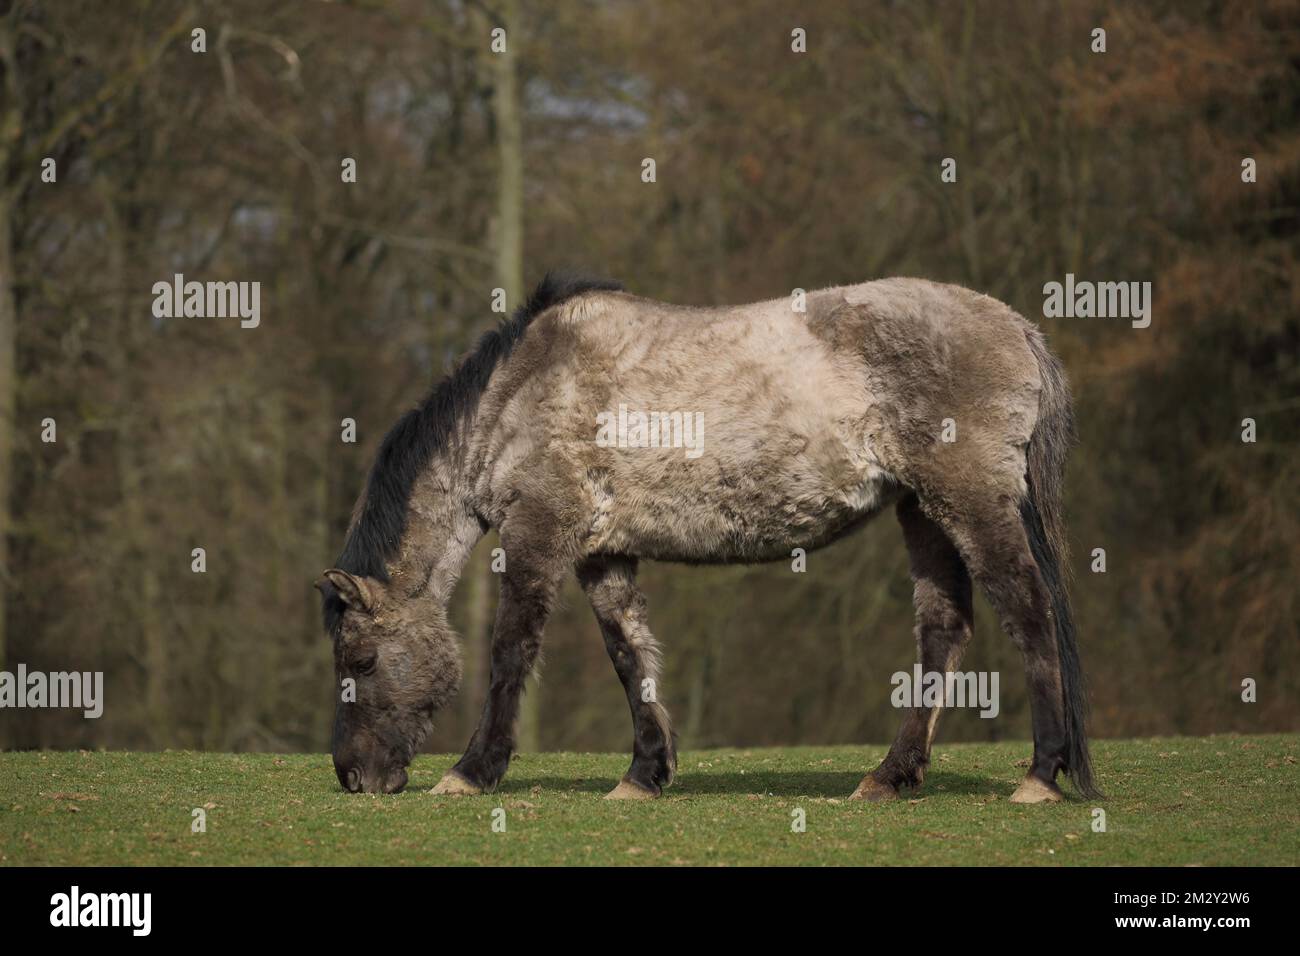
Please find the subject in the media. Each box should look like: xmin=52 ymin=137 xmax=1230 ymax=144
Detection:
xmin=317 ymin=569 xmax=374 ymax=613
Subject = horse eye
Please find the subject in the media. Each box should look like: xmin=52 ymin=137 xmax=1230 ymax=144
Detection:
xmin=354 ymin=653 xmax=377 ymax=676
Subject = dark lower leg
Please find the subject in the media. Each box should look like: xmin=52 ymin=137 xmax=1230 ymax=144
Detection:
xmin=578 ymin=557 xmax=675 ymax=794
xmin=449 ymin=554 xmax=560 ymax=792
xmin=1019 ymin=644 xmax=1068 ymax=786
xmin=860 ymin=498 xmax=973 ymax=797
xmin=947 ymin=508 xmax=1070 ymax=796
xmin=869 ymin=629 xmax=971 ymax=792
xmin=450 ymin=626 xmax=542 ymax=790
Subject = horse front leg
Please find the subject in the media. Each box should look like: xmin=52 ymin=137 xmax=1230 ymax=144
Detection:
xmin=577 ymin=555 xmax=676 ymax=799
xmin=431 ymin=513 xmax=569 ymax=796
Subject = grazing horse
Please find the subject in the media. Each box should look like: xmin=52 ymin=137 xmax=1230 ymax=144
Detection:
xmin=317 ymin=273 xmax=1098 ymax=803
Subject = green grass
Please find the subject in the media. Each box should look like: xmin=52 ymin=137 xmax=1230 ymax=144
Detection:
xmin=2 ymin=734 xmax=1296 ymax=866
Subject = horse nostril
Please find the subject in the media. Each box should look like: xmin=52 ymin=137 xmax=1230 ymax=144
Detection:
xmin=346 ymin=768 xmax=362 ymax=792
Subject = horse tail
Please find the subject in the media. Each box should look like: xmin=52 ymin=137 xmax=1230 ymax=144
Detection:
xmin=1021 ymin=329 xmax=1099 ymax=798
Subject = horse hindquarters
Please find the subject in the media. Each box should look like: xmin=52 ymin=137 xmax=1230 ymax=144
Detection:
xmin=858 ymin=472 xmax=1078 ymax=804
xmin=919 ymin=329 xmax=1094 ymax=802
xmin=846 ymin=288 xmax=1095 ymax=802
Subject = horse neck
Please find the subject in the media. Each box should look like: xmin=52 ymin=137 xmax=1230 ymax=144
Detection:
xmin=394 ymin=451 xmax=484 ymax=608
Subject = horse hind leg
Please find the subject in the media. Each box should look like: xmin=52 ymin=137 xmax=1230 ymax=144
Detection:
xmin=934 ymin=499 xmax=1072 ymax=803
xmin=577 ymin=555 xmax=677 ymax=799
xmin=851 ymin=494 xmax=974 ymax=801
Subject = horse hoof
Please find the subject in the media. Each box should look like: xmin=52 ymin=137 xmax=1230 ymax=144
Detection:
xmin=1009 ymin=775 xmax=1064 ymax=804
xmin=848 ymin=777 xmax=899 ymax=802
xmin=429 ymin=771 xmax=482 ymax=796
xmin=605 ymin=777 xmax=659 ymax=800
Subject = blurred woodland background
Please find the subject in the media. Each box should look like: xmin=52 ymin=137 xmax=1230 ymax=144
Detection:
xmin=0 ymin=0 xmax=1296 ymax=753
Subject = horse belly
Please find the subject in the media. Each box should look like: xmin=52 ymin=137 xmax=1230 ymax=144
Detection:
xmin=587 ymin=445 xmax=898 ymax=564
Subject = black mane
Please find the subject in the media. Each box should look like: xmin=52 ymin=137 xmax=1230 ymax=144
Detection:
xmin=321 ymin=271 xmax=623 ymax=635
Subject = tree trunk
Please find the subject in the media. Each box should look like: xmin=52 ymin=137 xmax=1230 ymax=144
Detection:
xmin=98 ymin=176 xmax=167 ymax=744
xmin=478 ymin=0 xmax=535 ymax=752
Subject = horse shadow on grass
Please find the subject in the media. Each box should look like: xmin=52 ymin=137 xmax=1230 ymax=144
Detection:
xmin=485 ymin=768 xmax=1001 ymax=800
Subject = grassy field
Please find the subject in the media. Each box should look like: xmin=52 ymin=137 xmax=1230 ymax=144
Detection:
xmin=1 ymin=734 xmax=1296 ymax=866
